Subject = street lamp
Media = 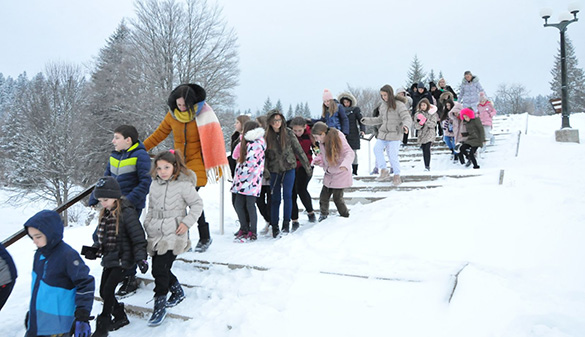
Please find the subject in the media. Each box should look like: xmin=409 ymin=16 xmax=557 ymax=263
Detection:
xmin=541 ymin=3 xmax=580 ymax=143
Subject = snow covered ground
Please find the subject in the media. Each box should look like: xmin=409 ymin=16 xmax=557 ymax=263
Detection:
xmin=2 ymin=113 xmax=585 ymax=337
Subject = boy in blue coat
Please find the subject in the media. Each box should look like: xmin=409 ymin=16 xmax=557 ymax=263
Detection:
xmin=88 ymin=125 xmax=151 ymax=297
xmin=24 ymin=210 xmax=95 ymax=337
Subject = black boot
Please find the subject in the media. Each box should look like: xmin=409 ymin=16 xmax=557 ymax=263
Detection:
xmin=91 ymin=314 xmax=110 ymax=337
xmin=282 ymin=221 xmax=290 ymax=234
xmin=271 ymin=223 xmax=280 ymax=238
xmin=195 ymin=222 xmax=212 ymax=252
xmin=115 ymin=275 xmax=138 ymax=298
xmin=147 ymin=296 xmax=167 ymax=327
xmin=167 ymin=281 xmax=185 ymax=307
xmin=291 ymin=221 xmax=300 ymax=232
xmin=352 ymin=164 xmax=358 ymax=175
xmin=109 ymin=303 xmax=129 ymax=331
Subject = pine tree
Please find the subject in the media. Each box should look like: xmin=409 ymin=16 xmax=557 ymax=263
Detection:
xmin=275 ymin=99 xmax=283 ymax=113
xmin=294 ymin=103 xmax=302 ymax=116
xmin=438 ymin=71 xmax=444 ymax=81
xmin=426 ymin=69 xmax=437 ymax=86
xmin=303 ymin=102 xmax=312 ymax=118
xmin=262 ymin=97 xmax=273 ymax=114
xmin=549 ymin=36 xmax=585 ymax=113
xmin=406 ymin=55 xmax=426 ymax=88
xmin=286 ymin=105 xmax=294 ymax=120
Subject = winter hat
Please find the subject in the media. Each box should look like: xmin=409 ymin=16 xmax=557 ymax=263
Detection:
xmin=417 ymin=81 xmax=425 ymax=89
xmin=395 ymin=87 xmax=407 ymax=95
xmin=459 ymin=108 xmax=475 ymax=120
xmin=479 ymin=92 xmax=487 ymax=101
xmin=323 ymin=89 xmax=334 ymax=102
xmin=429 ymin=81 xmax=437 ymax=89
xmin=94 ymin=176 xmax=122 ymax=199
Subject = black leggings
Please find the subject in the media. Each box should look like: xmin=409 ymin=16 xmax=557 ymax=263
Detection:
xmin=421 ymin=142 xmax=431 ymax=168
xmin=292 ymin=167 xmax=314 ymax=220
xmin=459 ymin=143 xmax=479 ymax=168
xmin=256 ymin=185 xmax=271 ymax=223
xmin=100 ymin=267 xmax=125 ymax=316
xmin=152 ymin=251 xmax=178 ymax=297
xmin=234 ymin=194 xmax=258 ymax=234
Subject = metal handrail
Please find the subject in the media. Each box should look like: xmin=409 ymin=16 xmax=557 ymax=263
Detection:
xmin=1 ymin=184 xmax=96 ymax=248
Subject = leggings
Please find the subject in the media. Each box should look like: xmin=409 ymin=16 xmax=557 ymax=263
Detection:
xmin=292 ymin=167 xmax=314 ymax=221
xmin=152 ymin=251 xmax=178 ymax=297
xmin=421 ymin=142 xmax=431 ymax=168
xmin=100 ymin=267 xmax=125 ymax=316
xmin=234 ymin=194 xmax=258 ymax=234
xmin=459 ymin=143 xmax=479 ymax=168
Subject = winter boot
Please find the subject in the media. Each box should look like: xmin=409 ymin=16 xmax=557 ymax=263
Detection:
xmin=291 ymin=221 xmax=300 ymax=232
xmin=282 ymin=221 xmax=290 ymax=234
xmin=370 ymin=167 xmax=379 ymax=175
xmin=91 ymin=314 xmax=110 ymax=337
xmin=307 ymin=212 xmax=316 ymax=223
xmin=195 ymin=222 xmax=212 ymax=252
xmin=318 ymin=214 xmax=328 ymax=222
xmin=271 ymin=224 xmax=280 ymax=238
xmin=109 ymin=303 xmax=129 ymax=331
xmin=376 ymin=168 xmax=390 ymax=181
xmin=392 ymin=174 xmax=402 ymax=186
xmin=352 ymin=164 xmax=358 ymax=176
xmin=147 ymin=296 xmax=167 ymax=327
xmin=115 ymin=275 xmax=138 ymax=298
xmin=167 ymin=281 xmax=185 ymax=308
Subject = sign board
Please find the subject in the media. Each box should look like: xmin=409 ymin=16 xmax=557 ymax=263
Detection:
xmin=549 ymin=98 xmax=562 ymax=114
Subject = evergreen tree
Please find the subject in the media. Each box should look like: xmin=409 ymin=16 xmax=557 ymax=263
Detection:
xmin=303 ymin=102 xmax=312 ymax=118
xmin=438 ymin=71 xmax=444 ymax=80
xmin=549 ymin=36 xmax=585 ymax=113
xmin=294 ymin=103 xmax=302 ymax=116
xmin=262 ymin=97 xmax=273 ymax=114
xmin=406 ymin=54 xmax=426 ymax=88
xmin=286 ymin=104 xmax=294 ymax=120
xmin=275 ymin=99 xmax=283 ymax=113
xmin=426 ymin=69 xmax=437 ymax=85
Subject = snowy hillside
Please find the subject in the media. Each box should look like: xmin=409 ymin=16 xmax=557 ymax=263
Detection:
xmin=2 ymin=113 xmax=585 ymax=337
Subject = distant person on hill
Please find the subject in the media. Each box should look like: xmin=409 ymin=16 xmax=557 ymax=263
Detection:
xmin=413 ymin=98 xmax=439 ymax=171
xmin=361 ymin=84 xmax=412 ymax=185
xmin=313 ymin=89 xmax=349 ymax=135
xmin=24 ymin=210 xmax=95 ymax=337
xmin=338 ymin=92 xmax=366 ymax=175
xmin=458 ymin=108 xmax=485 ymax=169
xmin=459 ymin=71 xmax=484 ymax=109
xmin=0 ymin=242 xmax=16 ymax=311
xmin=144 ymin=83 xmax=229 ymax=253
xmin=88 ymin=124 xmax=151 ymax=299
xmin=311 ymin=122 xmax=355 ymax=222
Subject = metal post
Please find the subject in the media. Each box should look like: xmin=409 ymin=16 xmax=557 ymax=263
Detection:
xmin=368 ymin=140 xmax=371 ymax=174
xmin=559 ymin=29 xmax=571 ymax=128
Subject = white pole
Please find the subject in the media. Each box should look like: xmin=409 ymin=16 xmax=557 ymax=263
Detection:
xmin=220 ymin=177 xmax=225 ymax=235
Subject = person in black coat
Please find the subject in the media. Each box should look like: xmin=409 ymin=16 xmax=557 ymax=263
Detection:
xmin=0 ymin=242 xmax=16 ymax=311
xmin=338 ymin=92 xmax=366 ymax=175
xmin=87 ymin=177 xmax=148 ymax=335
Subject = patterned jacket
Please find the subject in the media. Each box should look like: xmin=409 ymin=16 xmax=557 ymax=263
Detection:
xmin=265 ymin=127 xmax=311 ymax=176
xmin=231 ymin=127 xmax=266 ymax=197
xmin=89 ymin=141 xmax=152 ymax=210
xmin=144 ymin=171 xmax=203 ymax=256
xmin=24 ymin=211 xmax=94 ymax=337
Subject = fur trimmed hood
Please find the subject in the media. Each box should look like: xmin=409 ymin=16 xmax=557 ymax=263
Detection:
xmin=395 ymin=95 xmax=407 ymax=104
xmin=338 ymin=92 xmax=358 ymax=107
xmin=462 ymin=75 xmax=480 ymax=85
xmin=244 ymin=127 xmax=265 ymax=141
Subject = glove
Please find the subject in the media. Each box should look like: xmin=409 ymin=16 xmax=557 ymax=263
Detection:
xmin=81 ymin=245 xmax=98 ymax=260
xmin=71 ymin=309 xmax=93 ymax=337
xmin=137 ymin=259 xmax=149 ymax=274
xmin=417 ymin=113 xmax=427 ymax=125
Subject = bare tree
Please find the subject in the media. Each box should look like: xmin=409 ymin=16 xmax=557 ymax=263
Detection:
xmin=2 ymin=63 xmax=88 ymax=225
xmin=494 ymin=83 xmax=531 ymax=114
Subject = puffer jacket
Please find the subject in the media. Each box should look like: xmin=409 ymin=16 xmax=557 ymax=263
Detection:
xmin=337 ymin=92 xmax=365 ymax=149
xmin=361 ymin=96 xmax=412 ymax=141
xmin=0 ymin=242 xmax=16 ymax=288
xmin=144 ymin=171 xmax=204 ymax=256
xmin=94 ymin=199 xmax=147 ymax=269
xmin=459 ymin=76 xmax=484 ymax=109
xmin=462 ymin=117 xmax=486 ymax=147
xmin=413 ymin=105 xmax=440 ymax=145
xmin=231 ymin=127 xmax=266 ymax=197
xmin=313 ymin=132 xmax=355 ymax=189
xmin=24 ymin=210 xmax=94 ymax=337
xmin=314 ymin=102 xmax=349 ymax=135
xmin=477 ymin=100 xmax=497 ymax=126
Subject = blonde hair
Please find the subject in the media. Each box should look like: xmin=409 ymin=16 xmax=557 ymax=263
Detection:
xmin=311 ymin=121 xmax=342 ymax=165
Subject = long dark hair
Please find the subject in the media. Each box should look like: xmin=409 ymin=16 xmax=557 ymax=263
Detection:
xmin=151 ymin=149 xmax=189 ymax=180
xmin=238 ymin=121 xmax=261 ymax=164
xmin=380 ymin=84 xmax=397 ymax=110
xmin=266 ymin=110 xmax=288 ymax=151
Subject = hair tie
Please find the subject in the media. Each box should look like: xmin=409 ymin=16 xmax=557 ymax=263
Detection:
xmin=169 ymin=149 xmax=175 ymax=154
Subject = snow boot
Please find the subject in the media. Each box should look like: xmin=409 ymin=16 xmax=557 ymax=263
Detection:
xmin=376 ymin=168 xmax=390 ymax=181
xmin=91 ymin=314 xmax=110 ymax=337
xmin=271 ymin=224 xmax=280 ymax=238
xmin=282 ymin=221 xmax=290 ymax=234
xmin=115 ymin=275 xmax=138 ymax=298
xmin=291 ymin=221 xmax=300 ymax=232
xmin=307 ymin=212 xmax=316 ymax=223
xmin=167 ymin=281 xmax=185 ymax=308
xmin=147 ymin=296 xmax=167 ymax=327
xmin=109 ymin=302 xmax=129 ymax=331
xmin=195 ymin=222 xmax=212 ymax=252
xmin=392 ymin=175 xmax=402 ymax=186
xmin=318 ymin=214 xmax=328 ymax=222
xmin=352 ymin=164 xmax=358 ymax=176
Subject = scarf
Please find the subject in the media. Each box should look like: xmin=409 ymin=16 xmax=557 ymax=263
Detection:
xmin=97 ymin=209 xmax=118 ymax=255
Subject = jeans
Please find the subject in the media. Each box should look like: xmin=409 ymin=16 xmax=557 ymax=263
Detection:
xmin=443 ymin=136 xmax=455 ymax=151
xmin=270 ymin=169 xmax=296 ymax=225
xmin=374 ymin=139 xmax=401 ymax=175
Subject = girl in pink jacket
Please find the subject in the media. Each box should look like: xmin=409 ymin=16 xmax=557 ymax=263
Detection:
xmin=311 ymin=122 xmax=355 ymax=222
xmin=477 ymin=92 xmax=497 ymax=146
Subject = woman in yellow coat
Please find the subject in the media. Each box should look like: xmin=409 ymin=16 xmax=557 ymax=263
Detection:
xmin=144 ymin=84 xmax=229 ymax=252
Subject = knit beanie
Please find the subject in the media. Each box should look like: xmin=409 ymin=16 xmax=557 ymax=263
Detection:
xmin=323 ymin=89 xmax=334 ymax=102
xmin=460 ymin=108 xmax=475 ymax=120
xmin=94 ymin=176 xmax=122 ymax=199
xmin=479 ymin=92 xmax=487 ymax=101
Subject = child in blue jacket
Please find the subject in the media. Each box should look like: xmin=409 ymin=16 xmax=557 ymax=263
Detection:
xmin=24 ymin=210 xmax=95 ymax=337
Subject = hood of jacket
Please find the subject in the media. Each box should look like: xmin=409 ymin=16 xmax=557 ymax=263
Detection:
xmin=462 ymin=75 xmax=480 ymax=85
xmin=244 ymin=127 xmax=265 ymax=142
xmin=395 ymin=95 xmax=407 ymax=104
xmin=23 ymin=210 xmax=63 ymax=254
xmin=337 ymin=92 xmax=357 ymax=107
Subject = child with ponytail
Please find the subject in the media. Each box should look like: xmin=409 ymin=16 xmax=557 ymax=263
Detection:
xmin=144 ymin=150 xmax=203 ymax=326
xmin=310 ymin=122 xmax=355 ymax=222
xmin=88 ymin=176 xmax=148 ymax=336
xmin=231 ymin=120 xmax=266 ymax=241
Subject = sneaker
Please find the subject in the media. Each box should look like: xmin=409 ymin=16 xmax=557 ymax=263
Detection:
xmin=318 ymin=214 xmax=328 ymax=222
xmin=194 ymin=238 xmax=212 ymax=253
xmin=307 ymin=213 xmax=317 ymax=223
xmin=246 ymin=232 xmax=257 ymax=241
xmin=424 ymin=166 xmax=430 ymax=172
xmin=116 ymin=275 xmax=138 ymax=298
xmin=233 ymin=230 xmax=246 ymax=242
xmin=370 ymin=167 xmax=379 ymax=175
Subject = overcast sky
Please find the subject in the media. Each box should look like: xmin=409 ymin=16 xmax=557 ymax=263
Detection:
xmin=1 ymin=0 xmax=584 ymax=114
